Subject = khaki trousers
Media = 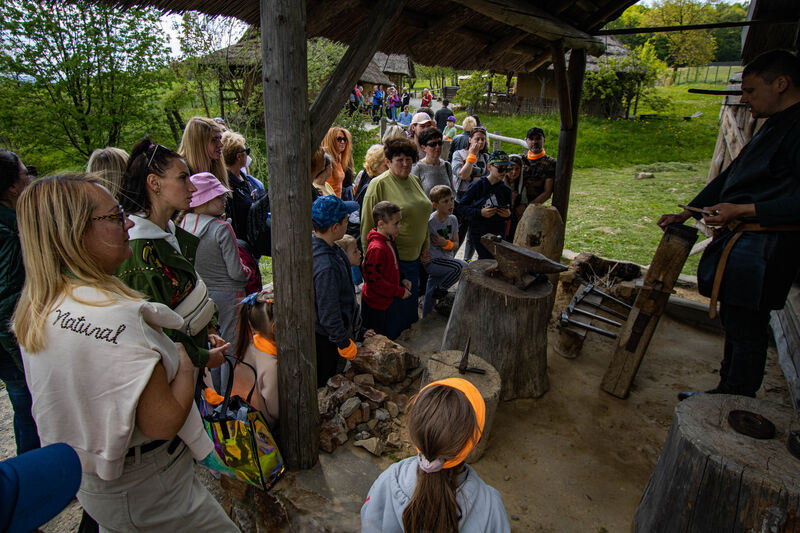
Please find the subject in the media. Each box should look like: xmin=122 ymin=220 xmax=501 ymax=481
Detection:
xmin=78 ymin=442 xmax=239 ymax=532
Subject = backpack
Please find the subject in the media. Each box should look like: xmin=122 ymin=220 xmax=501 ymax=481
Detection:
xmin=247 ymin=193 xmax=272 ymax=259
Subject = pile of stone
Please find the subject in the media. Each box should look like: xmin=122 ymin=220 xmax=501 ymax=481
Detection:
xmin=317 ymin=334 xmax=422 ymax=456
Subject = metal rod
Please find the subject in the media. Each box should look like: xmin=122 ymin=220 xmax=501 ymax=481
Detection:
xmin=596 ymin=19 xmax=788 ymax=36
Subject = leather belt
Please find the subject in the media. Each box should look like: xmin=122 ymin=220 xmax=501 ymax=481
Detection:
xmin=125 ymin=436 xmax=181 ymax=458
xmin=708 ymin=222 xmax=800 ymax=318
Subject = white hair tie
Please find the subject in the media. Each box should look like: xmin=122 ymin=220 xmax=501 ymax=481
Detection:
xmin=417 ymin=453 xmax=445 ymax=473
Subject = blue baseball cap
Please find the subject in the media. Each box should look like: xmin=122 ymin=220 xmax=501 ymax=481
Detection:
xmin=0 ymin=443 xmax=82 ymax=533
xmin=312 ymin=196 xmax=359 ymax=228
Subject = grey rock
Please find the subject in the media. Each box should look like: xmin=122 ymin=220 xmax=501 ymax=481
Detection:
xmin=340 ymin=396 xmax=362 ymax=419
xmin=354 ymin=437 xmax=384 ymax=456
xmin=375 ymin=408 xmax=390 ymax=421
xmin=385 ymin=401 xmax=399 ymax=418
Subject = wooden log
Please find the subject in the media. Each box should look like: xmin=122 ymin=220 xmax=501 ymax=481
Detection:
xmin=601 ymin=224 xmax=698 ymax=398
xmin=552 ymin=48 xmax=586 ymax=226
xmin=513 ymin=204 xmax=565 ymax=286
xmin=551 ymin=42 xmax=572 ymax=131
xmin=441 ymin=260 xmax=553 ymax=400
xmin=261 ymin=0 xmax=319 ymax=469
xmin=633 ymin=394 xmax=800 ymax=532
xmin=421 ymin=350 xmax=501 ymax=462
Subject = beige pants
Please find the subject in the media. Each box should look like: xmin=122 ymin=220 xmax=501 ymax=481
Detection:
xmin=78 ymin=442 xmax=239 ymax=532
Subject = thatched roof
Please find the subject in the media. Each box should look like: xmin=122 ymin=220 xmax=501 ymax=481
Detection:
xmin=361 ymin=56 xmax=393 ymax=85
xmin=373 ymin=52 xmax=415 ymax=78
xmin=741 ymin=0 xmax=800 ymax=63
xmin=103 ymin=0 xmax=640 ymax=74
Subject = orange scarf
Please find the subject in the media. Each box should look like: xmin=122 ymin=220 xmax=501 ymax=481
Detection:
xmin=253 ymin=333 xmax=277 ymax=356
xmin=527 ymin=149 xmax=546 ymax=160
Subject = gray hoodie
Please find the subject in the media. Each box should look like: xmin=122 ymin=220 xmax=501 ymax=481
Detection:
xmin=178 ymin=213 xmax=250 ymax=290
xmin=360 ymin=456 xmax=510 ymax=533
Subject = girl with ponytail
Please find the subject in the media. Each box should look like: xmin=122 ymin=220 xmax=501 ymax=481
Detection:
xmin=361 ymin=378 xmax=511 ymax=532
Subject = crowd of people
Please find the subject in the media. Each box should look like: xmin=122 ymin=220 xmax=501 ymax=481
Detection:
xmin=0 ymin=95 xmax=555 ymax=528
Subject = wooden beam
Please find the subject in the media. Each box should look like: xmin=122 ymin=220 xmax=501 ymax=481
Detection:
xmin=309 ymin=0 xmax=407 ymax=147
xmin=552 ymin=47 xmax=585 ymax=224
xmin=525 ymin=51 xmax=552 ymax=72
xmin=450 ymin=0 xmax=605 ymax=56
xmin=551 ymin=42 xmax=572 ymax=130
xmin=596 ymin=19 xmax=787 ymax=36
xmin=588 ymin=0 xmax=639 ymax=33
xmin=261 ymin=0 xmax=318 ymax=469
xmin=483 ymin=29 xmax=529 ymax=67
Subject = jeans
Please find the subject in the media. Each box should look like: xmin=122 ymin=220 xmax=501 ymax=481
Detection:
xmin=0 ymin=348 xmax=40 ymax=455
xmin=423 ymin=258 xmax=466 ymax=316
xmin=384 ymin=259 xmax=420 ymax=339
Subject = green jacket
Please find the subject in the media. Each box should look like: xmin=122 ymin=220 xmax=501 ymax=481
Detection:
xmin=0 ymin=205 xmax=24 ymax=369
xmin=116 ymin=222 xmax=213 ymax=368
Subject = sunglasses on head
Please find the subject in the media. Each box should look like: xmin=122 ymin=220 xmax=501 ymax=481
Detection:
xmin=146 ymin=144 xmax=170 ymax=168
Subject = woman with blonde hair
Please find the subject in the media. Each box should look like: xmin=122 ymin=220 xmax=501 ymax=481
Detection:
xmin=353 ymin=144 xmax=387 ymax=208
xmin=321 ymin=126 xmax=354 ymax=198
xmin=361 ymin=378 xmax=509 ymax=532
xmin=14 ymin=174 xmax=237 ymax=532
xmin=86 ymin=146 xmax=129 ymax=201
xmin=178 ymin=116 xmax=228 ymax=188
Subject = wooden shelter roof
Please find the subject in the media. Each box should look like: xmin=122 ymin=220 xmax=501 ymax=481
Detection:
xmin=106 ymin=0 xmax=640 ymax=73
xmin=741 ymin=0 xmax=800 ymax=63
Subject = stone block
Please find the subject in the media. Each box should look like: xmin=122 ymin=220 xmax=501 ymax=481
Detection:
xmin=352 ymin=334 xmax=419 ymax=384
xmin=346 ymin=410 xmax=363 ymax=430
xmin=375 ymin=408 xmax=390 ymax=421
xmin=385 ymin=401 xmax=399 ymax=418
xmin=327 ymin=374 xmax=350 ymax=388
xmin=354 ymin=437 xmax=384 ymax=456
xmin=319 ymin=414 xmax=348 ymax=453
xmin=635 ymin=172 xmax=655 ymax=179
xmin=353 ymin=373 xmax=374 ymax=386
xmin=356 ymin=383 xmax=387 ymax=404
xmin=339 ymin=396 xmax=361 ymax=419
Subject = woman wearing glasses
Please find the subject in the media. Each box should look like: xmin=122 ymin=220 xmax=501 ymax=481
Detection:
xmin=321 ymin=127 xmax=355 ymax=199
xmin=451 ymin=126 xmax=490 ymax=261
xmin=0 ymin=150 xmax=39 ymax=457
xmin=116 ymin=140 xmax=229 ymax=371
xmin=14 ymin=174 xmax=237 ymax=531
xmin=410 ymin=127 xmax=454 ymax=199
xmin=222 ymin=131 xmax=265 ymax=241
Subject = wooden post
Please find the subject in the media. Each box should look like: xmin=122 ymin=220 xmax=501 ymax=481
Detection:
xmin=552 ymin=47 xmax=585 ymax=225
xmin=601 ymin=224 xmax=698 ymax=398
xmin=261 ymin=0 xmax=319 ymax=469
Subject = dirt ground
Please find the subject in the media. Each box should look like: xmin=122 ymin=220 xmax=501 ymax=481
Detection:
xmin=0 ymin=284 xmax=791 ymax=532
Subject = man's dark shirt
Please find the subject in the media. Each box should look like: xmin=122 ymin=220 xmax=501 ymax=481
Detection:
xmin=435 ymin=107 xmax=453 ymax=131
xmin=519 ymin=153 xmax=557 ymax=202
xmin=691 ymin=101 xmax=800 ymax=310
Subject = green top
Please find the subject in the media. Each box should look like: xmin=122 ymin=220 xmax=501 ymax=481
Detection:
xmin=115 ymin=226 xmax=213 ymax=368
xmin=442 ymin=125 xmax=458 ymax=140
xmin=360 ymin=170 xmax=431 ymax=262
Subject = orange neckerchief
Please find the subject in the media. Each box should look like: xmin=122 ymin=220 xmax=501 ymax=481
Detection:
xmin=527 ymin=149 xmax=546 ymax=160
xmin=253 ymin=333 xmax=277 ymax=356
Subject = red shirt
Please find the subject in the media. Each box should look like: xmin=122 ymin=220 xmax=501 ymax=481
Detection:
xmin=362 ymin=229 xmax=406 ymax=310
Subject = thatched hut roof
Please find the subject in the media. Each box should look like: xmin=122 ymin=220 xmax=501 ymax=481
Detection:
xmin=103 ymin=0 xmax=640 ymax=74
xmin=372 ymin=52 xmax=415 ymax=78
xmin=741 ymin=0 xmax=800 ymax=63
xmin=361 ymin=56 xmax=393 ymax=85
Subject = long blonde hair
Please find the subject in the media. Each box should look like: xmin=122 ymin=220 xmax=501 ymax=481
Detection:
xmin=321 ymin=127 xmax=354 ymax=174
xmin=13 ymin=174 xmax=141 ymax=353
xmin=178 ymin=117 xmax=228 ymax=188
xmin=86 ymin=147 xmax=129 ymax=201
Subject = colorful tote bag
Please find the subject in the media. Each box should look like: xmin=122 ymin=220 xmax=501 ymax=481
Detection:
xmin=199 ymin=357 xmax=284 ymax=490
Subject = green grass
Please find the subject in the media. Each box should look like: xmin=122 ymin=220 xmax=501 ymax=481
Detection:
xmin=259 ymin=255 xmax=273 ymax=284
xmin=566 ymin=162 xmax=707 ymax=275
xmin=671 ymin=64 xmax=742 ymax=86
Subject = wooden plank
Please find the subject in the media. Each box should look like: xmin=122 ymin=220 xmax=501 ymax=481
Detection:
xmin=308 ymin=0 xmax=407 ymax=147
xmin=724 ymin=106 xmax=746 ymax=149
xmin=450 ymin=0 xmax=605 ymax=56
xmin=601 ymin=224 xmax=698 ymax=398
xmin=261 ymin=0 xmax=319 ymax=469
xmin=525 ymin=51 xmax=553 ymax=72
xmin=552 ymin=47 xmax=585 ymax=225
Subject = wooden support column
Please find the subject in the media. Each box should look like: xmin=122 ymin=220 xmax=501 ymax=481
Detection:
xmin=552 ymin=47 xmax=585 ymax=224
xmin=261 ymin=0 xmax=318 ymax=470
xmin=309 ymin=0 xmax=406 ymax=147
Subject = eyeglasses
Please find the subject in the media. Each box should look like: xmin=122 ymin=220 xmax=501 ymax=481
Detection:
xmin=425 ymin=141 xmax=443 ymax=147
xmin=91 ymin=205 xmax=127 ymax=228
xmin=336 ymin=136 xmax=348 ymax=143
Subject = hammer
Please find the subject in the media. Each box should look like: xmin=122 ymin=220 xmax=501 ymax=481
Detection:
xmin=567 ymin=299 xmax=622 ymax=327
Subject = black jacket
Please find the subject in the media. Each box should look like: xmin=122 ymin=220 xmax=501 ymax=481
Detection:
xmin=0 ymin=205 xmax=24 ymax=369
xmin=456 ymin=177 xmax=512 ymax=239
xmin=313 ymin=235 xmax=356 ymax=348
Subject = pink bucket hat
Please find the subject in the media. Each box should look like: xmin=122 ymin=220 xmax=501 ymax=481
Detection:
xmin=189 ymin=172 xmax=229 ymax=208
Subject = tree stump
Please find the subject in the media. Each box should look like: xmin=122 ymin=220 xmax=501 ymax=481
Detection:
xmin=513 ymin=204 xmax=565 ymax=287
xmin=441 ymin=260 xmax=553 ymax=400
xmin=633 ymin=394 xmax=800 ymax=533
xmin=421 ymin=350 xmax=501 ymax=462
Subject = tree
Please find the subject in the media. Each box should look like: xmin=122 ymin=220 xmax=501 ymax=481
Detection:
xmin=0 ymin=0 xmax=170 ymax=161
xmin=582 ymin=43 xmax=670 ymax=118
xmin=455 ymin=71 xmax=488 ymax=112
xmin=307 ymin=38 xmax=347 ymax=99
xmin=643 ymin=0 xmax=717 ymax=69
xmin=710 ymin=2 xmax=748 ymax=62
